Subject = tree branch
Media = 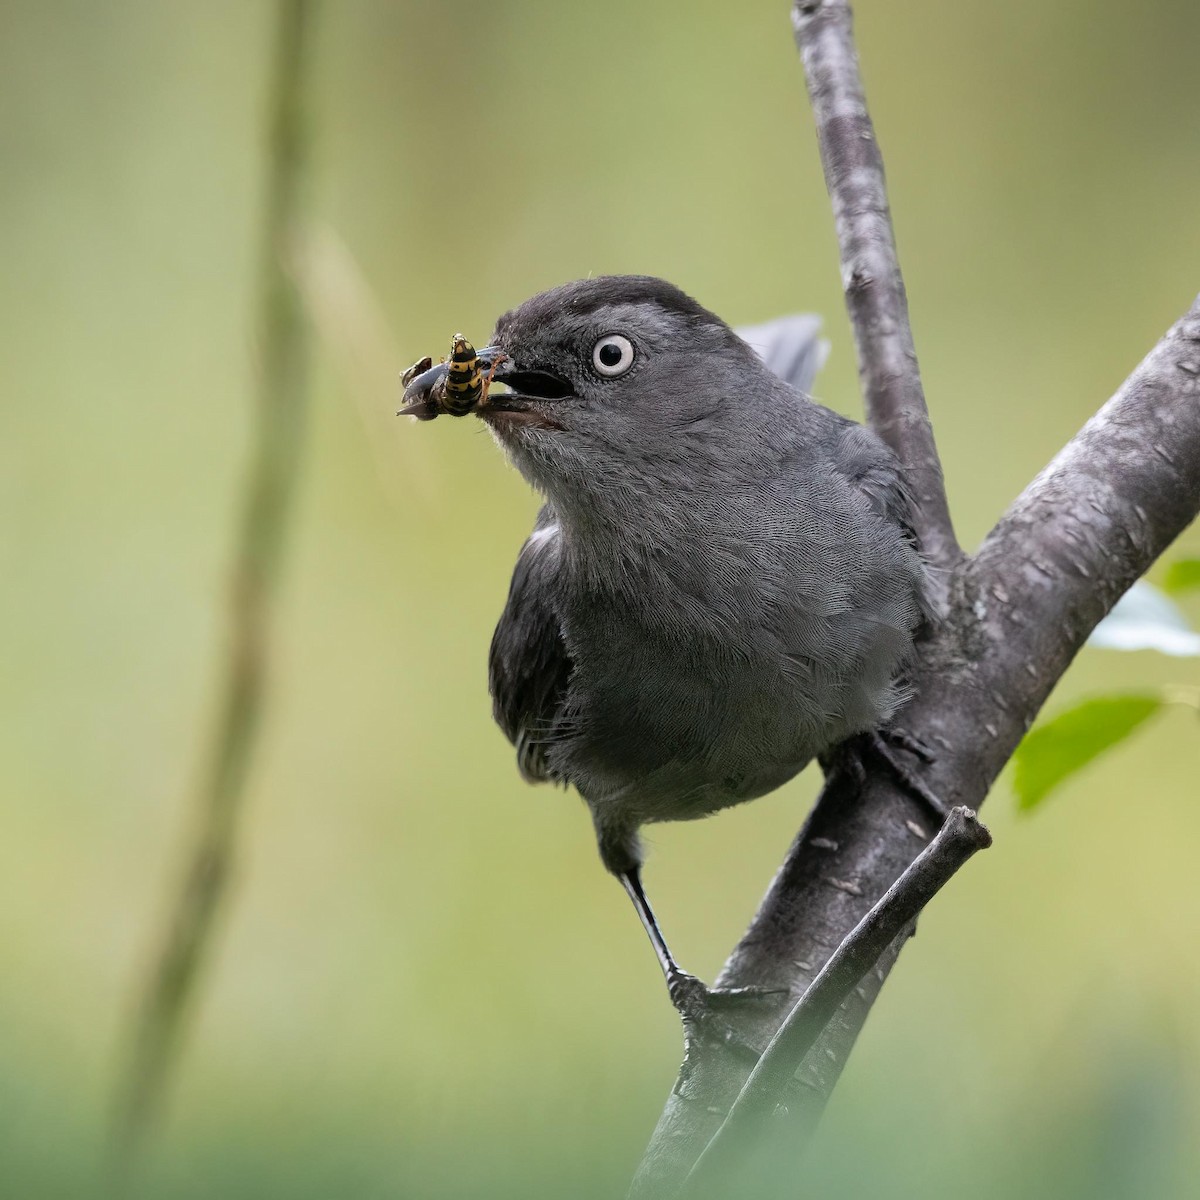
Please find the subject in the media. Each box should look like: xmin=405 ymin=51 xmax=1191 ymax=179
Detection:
xmin=682 ymin=809 xmax=990 ymax=1197
xmin=627 ymin=0 xmax=1200 ymax=1190
xmin=794 ymin=0 xmax=959 ymax=575
xmin=967 ymin=296 xmax=1200 ymax=779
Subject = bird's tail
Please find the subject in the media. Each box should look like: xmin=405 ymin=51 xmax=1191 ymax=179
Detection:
xmin=736 ymin=313 xmax=830 ymax=395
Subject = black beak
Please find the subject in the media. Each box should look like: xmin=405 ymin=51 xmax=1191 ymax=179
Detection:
xmin=476 ymin=346 xmax=574 ymax=404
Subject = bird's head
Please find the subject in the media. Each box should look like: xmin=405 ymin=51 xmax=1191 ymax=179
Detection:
xmin=473 ymin=276 xmax=775 ymax=504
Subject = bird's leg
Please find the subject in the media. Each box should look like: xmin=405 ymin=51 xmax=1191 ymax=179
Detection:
xmin=618 ymin=868 xmax=787 ymax=1032
xmin=619 ymin=866 xmax=694 ymax=1007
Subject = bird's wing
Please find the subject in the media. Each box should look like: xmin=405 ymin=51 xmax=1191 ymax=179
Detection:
xmin=832 ymin=422 xmax=934 ymax=630
xmin=736 ymin=313 xmax=830 ymax=395
xmin=488 ymin=507 xmax=573 ymax=784
xmin=833 ymin=422 xmax=921 ymax=553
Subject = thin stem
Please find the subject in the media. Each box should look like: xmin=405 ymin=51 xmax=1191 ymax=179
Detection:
xmin=110 ymin=0 xmax=316 ymax=1179
xmin=793 ymin=0 xmax=959 ymax=575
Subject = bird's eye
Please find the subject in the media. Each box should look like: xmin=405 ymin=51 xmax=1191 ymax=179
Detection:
xmin=591 ymin=334 xmax=635 ymax=378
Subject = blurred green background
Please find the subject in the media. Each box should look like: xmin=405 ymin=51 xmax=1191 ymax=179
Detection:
xmin=3 ymin=1 xmax=1200 ymax=1196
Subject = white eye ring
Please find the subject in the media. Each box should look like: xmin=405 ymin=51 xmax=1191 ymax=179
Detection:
xmin=591 ymin=334 xmax=635 ymax=378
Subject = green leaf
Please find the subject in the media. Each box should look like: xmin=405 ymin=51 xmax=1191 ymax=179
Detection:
xmin=1014 ymin=693 xmax=1164 ymax=812
xmin=1162 ymin=558 xmax=1200 ymax=596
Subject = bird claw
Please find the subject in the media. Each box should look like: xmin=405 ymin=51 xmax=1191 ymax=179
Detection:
xmin=865 ymin=730 xmax=949 ymax=821
xmin=822 ymin=729 xmax=948 ymax=823
xmin=666 ymin=968 xmax=789 ymax=1061
xmin=882 ymin=727 xmax=935 ymax=764
xmin=704 ymin=981 xmax=791 ymax=1009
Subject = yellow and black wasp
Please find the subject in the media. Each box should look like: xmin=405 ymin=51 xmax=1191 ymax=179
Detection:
xmin=441 ymin=333 xmax=486 ymax=416
xmin=398 ymin=334 xmax=506 ymax=421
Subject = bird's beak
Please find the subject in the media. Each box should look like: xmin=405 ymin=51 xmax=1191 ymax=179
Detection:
xmin=475 ymin=346 xmax=573 ymax=432
xmin=397 ymin=357 xmax=445 ymax=420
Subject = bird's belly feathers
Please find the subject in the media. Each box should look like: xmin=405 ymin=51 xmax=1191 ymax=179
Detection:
xmin=543 ymin=478 xmax=927 ymax=829
xmin=550 ymin=618 xmax=905 ymax=827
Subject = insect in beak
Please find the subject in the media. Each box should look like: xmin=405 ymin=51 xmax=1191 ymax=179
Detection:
xmin=398 ymin=338 xmax=572 ymax=428
xmin=397 ymin=335 xmax=508 ymax=420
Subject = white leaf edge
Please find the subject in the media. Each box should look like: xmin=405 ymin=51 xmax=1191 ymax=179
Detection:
xmin=1088 ymin=580 xmax=1200 ymax=657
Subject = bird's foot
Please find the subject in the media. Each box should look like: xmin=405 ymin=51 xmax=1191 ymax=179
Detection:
xmin=864 ymin=729 xmax=949 ymax=823
xmin=823 ymin=729 xmax=948 ymax=824
xmin=879 ymin=726 xmax=935 ymax=764
xmin=666 ymin=968 xmax=789 ymax=1063
xmin=616 ymin=866 xmax=790 ymax=1062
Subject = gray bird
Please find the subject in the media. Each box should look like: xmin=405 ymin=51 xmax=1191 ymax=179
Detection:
xmin=402 ymin=276 xmax=932 ymax=1012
